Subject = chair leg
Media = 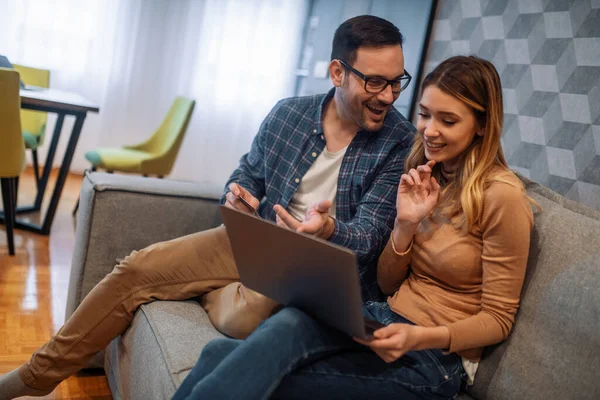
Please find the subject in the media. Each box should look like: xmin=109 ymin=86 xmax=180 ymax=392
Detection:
xmin=13 ymin=177 xmax=19 ymax=208
xmin=1 ymin=177 xmax=17 ymax=256
xmin=32 ymin=149 xmax=41 ymax=192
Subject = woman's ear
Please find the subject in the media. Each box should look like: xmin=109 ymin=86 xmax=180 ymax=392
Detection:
xmin=476 ymin=126 xmax=485 ymax=136
xmin=329 ymin=60 xmax=345 ymax=87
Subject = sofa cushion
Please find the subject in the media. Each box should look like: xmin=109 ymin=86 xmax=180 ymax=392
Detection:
xmin=468 ymin=177 xmax=600 ymax=399
xmin=105 ymin=300 xmax=224 ymax=400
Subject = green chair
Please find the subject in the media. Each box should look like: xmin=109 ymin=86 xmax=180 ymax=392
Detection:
xmin=0 ymin=68 xmax=26 ymax=255
xmin=86 ymin=97 xmax=195 ymax=175
xmin=12 ymin=64 xmax=50 ymax=190
xmin=73 ymin=97 xmax=195 ymax=214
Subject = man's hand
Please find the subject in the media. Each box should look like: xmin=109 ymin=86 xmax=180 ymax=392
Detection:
xmin=225 ymin=183 xmax=260 ymax=215
xmin=273 ymin=200 xmax=335 ymax=240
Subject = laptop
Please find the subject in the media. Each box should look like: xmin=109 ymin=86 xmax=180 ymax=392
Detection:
xmin=219 ymin=205 xmax=385 ymax=339
xmin=0 ymin=54 xmax=45 ymax=91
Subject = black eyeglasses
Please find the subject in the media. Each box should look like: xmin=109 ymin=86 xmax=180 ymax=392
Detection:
xmin=338 ymin=59 xmax=411 ymax=94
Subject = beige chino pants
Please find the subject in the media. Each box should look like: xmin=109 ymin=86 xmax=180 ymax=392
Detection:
xmin=19 ymin=226 xmax=279 ymax=390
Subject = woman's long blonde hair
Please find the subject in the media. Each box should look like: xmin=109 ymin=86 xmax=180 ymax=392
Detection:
xmin=405 ymin=55 xmax=523 ymax=232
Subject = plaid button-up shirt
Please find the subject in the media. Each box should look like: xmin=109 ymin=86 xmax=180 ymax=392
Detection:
xmin=223 ymin=89 xmax=415 ymax=301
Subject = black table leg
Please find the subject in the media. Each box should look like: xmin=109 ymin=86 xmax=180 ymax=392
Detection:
xmin=39 ymin=113 xmax=86 ymax=234
xmin=15 ymin=113 xmax=65 ymax=214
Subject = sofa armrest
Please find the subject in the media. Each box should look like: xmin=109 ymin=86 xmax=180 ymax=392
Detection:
xmin=66 ymin=171 xmax=224 ymax=318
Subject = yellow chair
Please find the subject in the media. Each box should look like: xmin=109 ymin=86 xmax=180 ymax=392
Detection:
xmin=0 ymin=68 xmax=26 ymax=255
xmin=84 ymin=97 xmax=195 ymax=176
xmin=73 ymin=97 xmax=195 ymax=214
xmin=12 ymin=64 xmax=50 ymax=189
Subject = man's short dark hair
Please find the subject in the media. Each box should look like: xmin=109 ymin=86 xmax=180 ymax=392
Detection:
xmin=331 ymin=15 xmax=404 ymax=65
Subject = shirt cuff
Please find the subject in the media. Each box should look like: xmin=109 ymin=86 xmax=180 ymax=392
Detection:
xmin=329 ymin=218 xmax=351 ymax=248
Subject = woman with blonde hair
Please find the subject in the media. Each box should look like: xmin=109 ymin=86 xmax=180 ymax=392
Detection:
xmin=172 ymin=55 xmax=536 ymax=400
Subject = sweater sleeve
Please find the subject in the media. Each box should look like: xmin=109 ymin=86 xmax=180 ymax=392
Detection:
xmin=377 ymin=237 xmax=412 ymax=295
xmin=446 ymin=180 xmax=533 ymax=353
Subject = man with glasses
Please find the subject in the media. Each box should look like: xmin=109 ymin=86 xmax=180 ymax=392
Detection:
xmin=1 ymin=15 xmax=416 ymax=398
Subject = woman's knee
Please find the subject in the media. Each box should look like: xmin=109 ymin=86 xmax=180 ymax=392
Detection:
xmin=261 ymin=307 xmax=316 ymax=334
xmin=202 ymin=338 xmax=241 ymax=357
xmin=199 ymin=338 xmax=242 ymax=369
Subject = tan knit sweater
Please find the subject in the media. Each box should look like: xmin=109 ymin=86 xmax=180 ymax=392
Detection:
xmin=378 ymin=171 xmax=534 ymax=361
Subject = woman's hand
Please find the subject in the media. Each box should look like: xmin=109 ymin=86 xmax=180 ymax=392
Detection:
xmin=396 ymin=160 xmax=440 ymax=225
xmin=354 ymin=323 xmax=419 ymax=363
xmin=354 ymin=323 xmax=451 ymax=363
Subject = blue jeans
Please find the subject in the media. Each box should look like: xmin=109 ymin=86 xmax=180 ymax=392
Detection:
xmin=172 ymin=302 xmax=466 ymax=400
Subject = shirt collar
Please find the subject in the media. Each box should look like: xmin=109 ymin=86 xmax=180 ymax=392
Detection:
xmin=313 ymin=88 xmax=336 ymax=135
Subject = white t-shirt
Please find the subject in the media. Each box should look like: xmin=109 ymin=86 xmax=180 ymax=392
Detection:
xmin=286 ymin=145 xmax=348 ymax=222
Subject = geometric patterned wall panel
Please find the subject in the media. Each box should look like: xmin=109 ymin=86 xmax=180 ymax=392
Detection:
xmin=426 ymin=0 xmax=600 ymax=210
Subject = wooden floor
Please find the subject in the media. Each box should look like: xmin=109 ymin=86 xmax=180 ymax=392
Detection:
xmin=0 ymin=168 xmax=112 ymax=399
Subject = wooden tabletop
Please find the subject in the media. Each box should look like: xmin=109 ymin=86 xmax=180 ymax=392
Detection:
xmin=20 ymin=87 xmax=100 ymax=114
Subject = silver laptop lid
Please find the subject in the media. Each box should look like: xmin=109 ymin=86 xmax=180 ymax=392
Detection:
xmin=219 ymin=205 xmax=370 ymax=339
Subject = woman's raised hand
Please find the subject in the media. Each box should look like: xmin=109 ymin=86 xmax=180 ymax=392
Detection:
xmin=395 ymin=160 xmax=440 ymax=225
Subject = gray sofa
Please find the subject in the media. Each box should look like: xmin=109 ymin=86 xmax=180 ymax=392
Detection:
xmin=66 ymin=171 xmax=600 ymax=400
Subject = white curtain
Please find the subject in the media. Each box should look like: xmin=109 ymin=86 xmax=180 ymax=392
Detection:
xmin=0 ymin=0 xmax=308 ymax=186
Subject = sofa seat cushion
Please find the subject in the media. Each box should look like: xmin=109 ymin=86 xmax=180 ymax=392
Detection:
xmin=105 ymin=300 xmax=224 ymax=400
